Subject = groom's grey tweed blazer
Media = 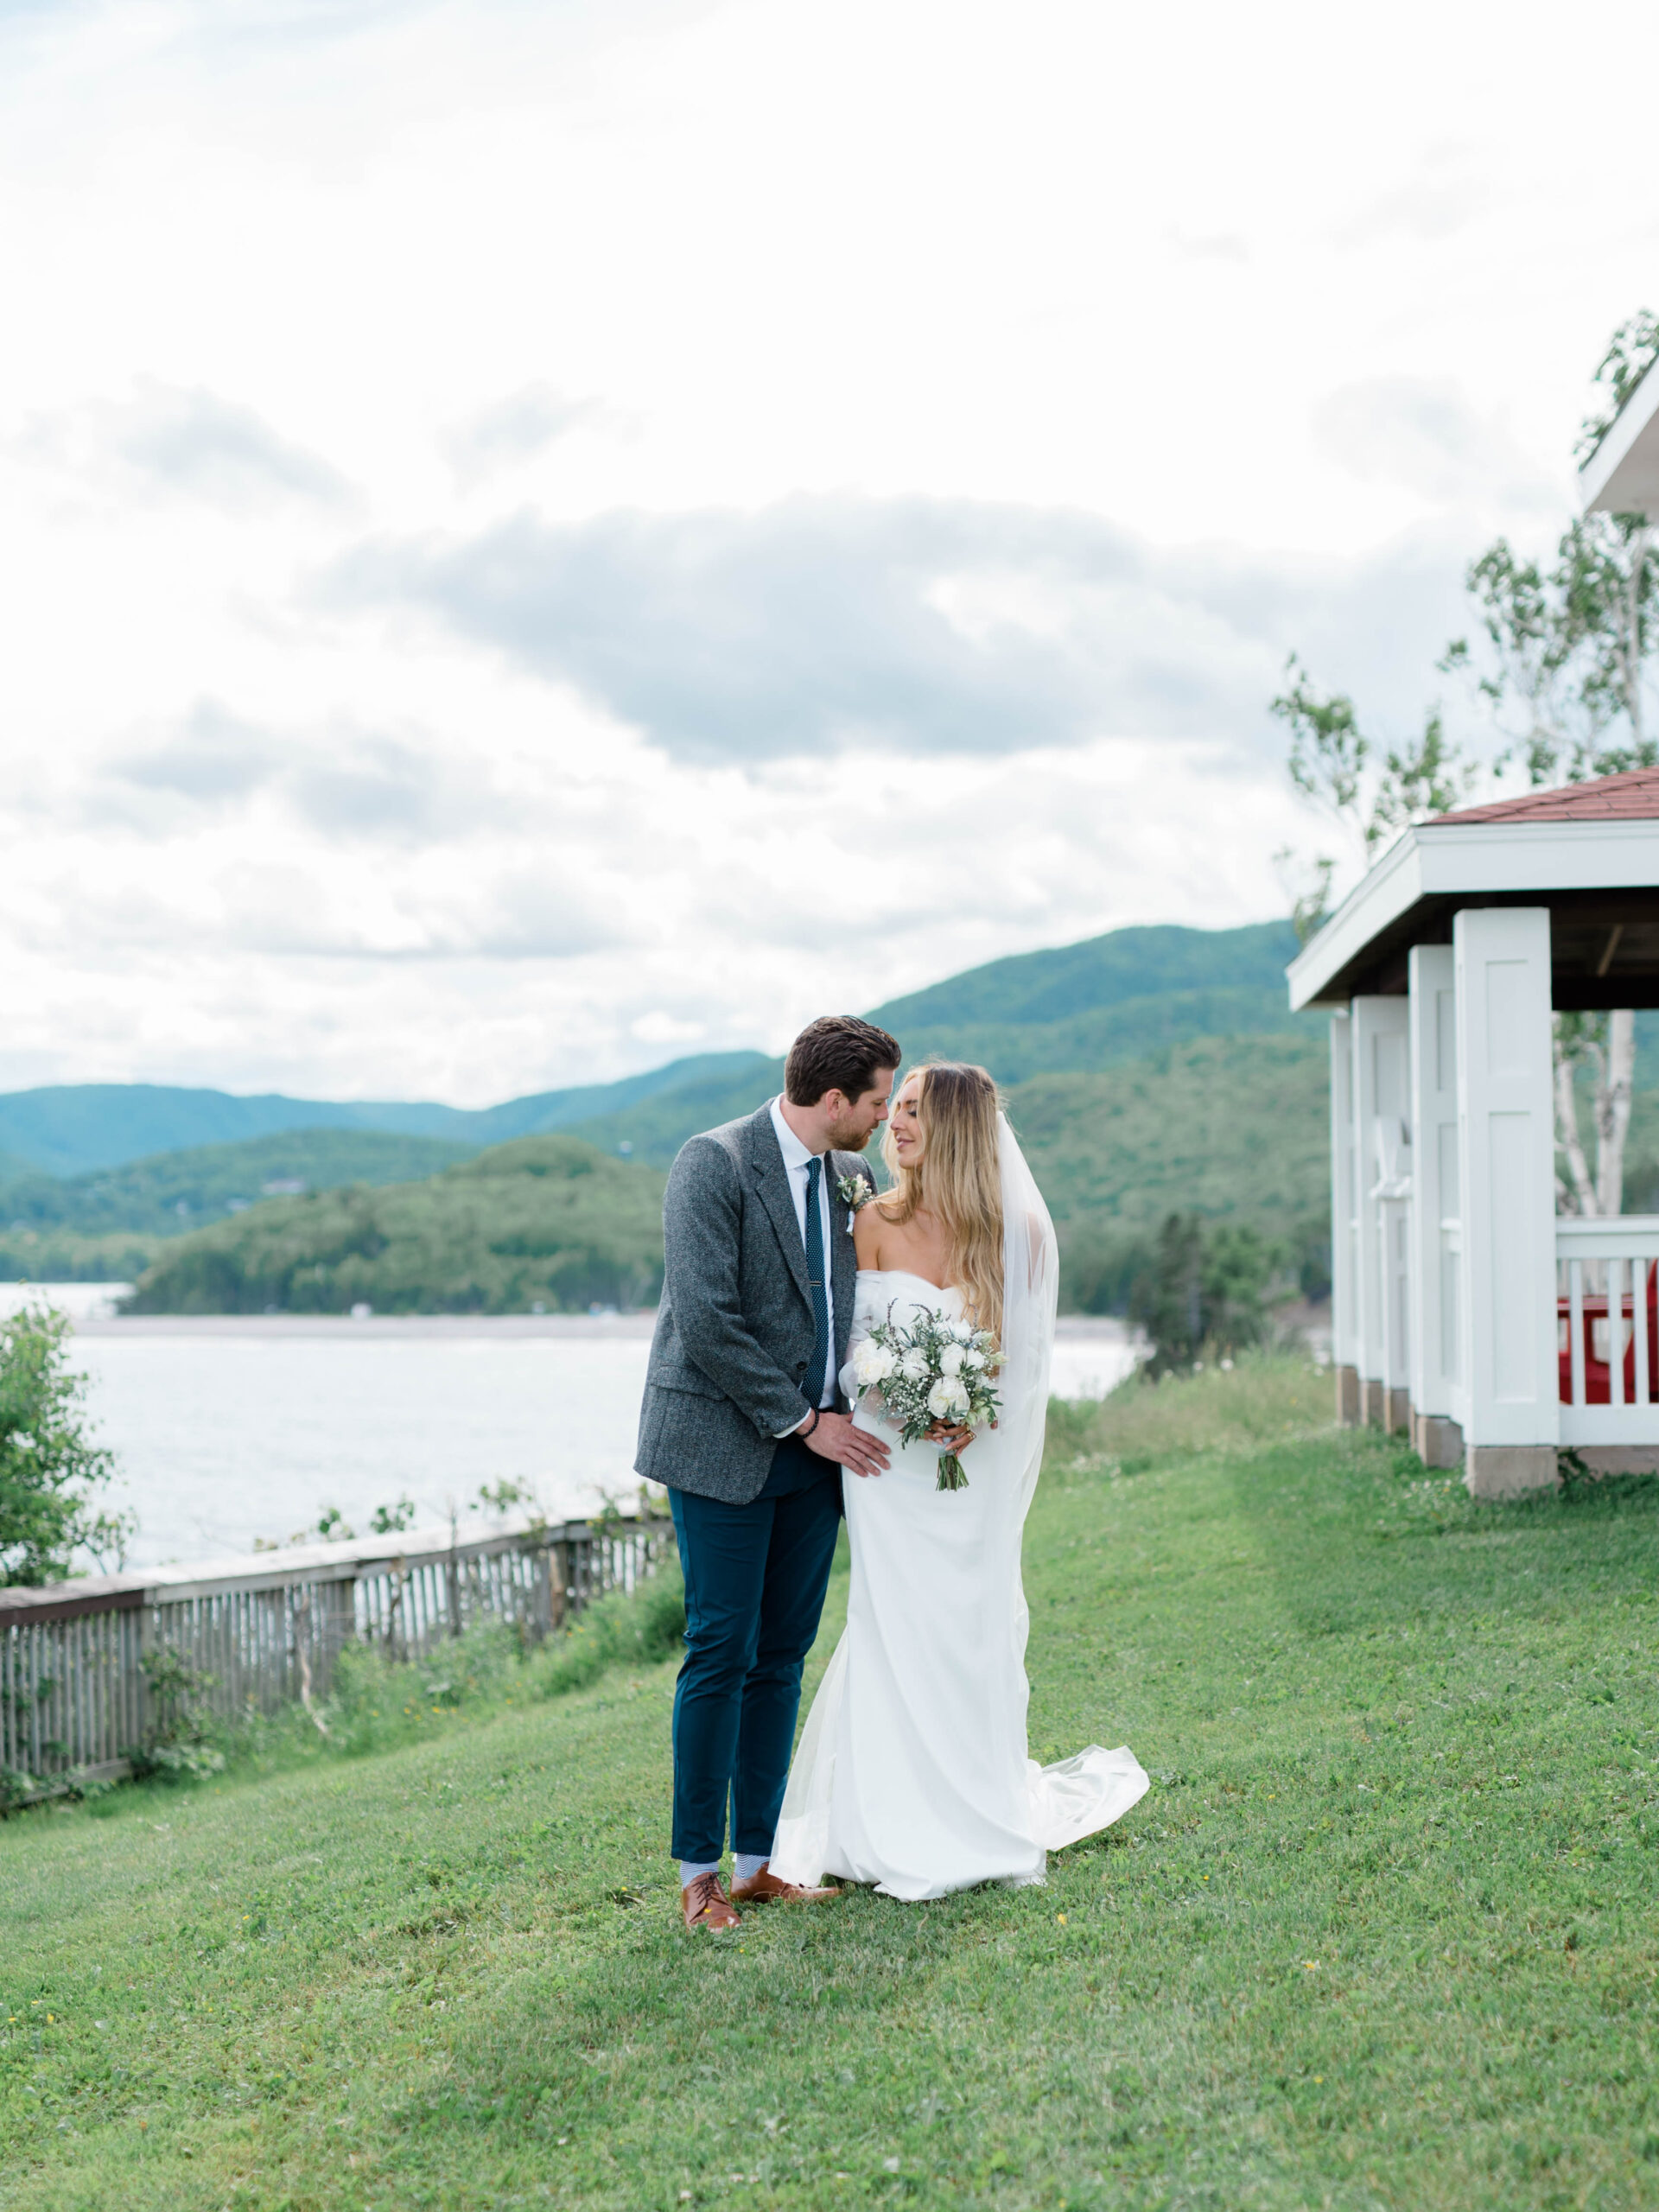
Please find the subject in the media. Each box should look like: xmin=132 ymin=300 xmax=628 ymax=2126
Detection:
xmin=635 ymin=1104 xmax=875 ymax=1505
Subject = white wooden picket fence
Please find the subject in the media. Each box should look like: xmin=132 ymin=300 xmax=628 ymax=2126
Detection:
xmin=0 ymin=1511 xmax=672 ymax=1796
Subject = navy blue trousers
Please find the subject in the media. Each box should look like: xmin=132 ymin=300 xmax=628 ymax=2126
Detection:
xmin=668 ymin=1439 xmax=842 ymax=1866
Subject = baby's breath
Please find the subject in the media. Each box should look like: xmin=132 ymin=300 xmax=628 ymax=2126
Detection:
xmin=851 ymin=1304 xmax=1002 ymax=1491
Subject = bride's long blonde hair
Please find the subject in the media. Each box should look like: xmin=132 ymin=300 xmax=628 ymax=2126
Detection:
xmin=878 ymin=1061 xmax=1004 ymax=1338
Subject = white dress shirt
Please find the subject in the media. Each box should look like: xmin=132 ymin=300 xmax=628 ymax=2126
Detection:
xmin=768 ymin=1094 xmax=837 ymax=1428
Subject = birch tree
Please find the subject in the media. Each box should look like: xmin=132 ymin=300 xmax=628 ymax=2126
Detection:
xmin=1276 ymin=312 xmax=1659 ymax=1213
xmin=1270 ymin=662 xmax=1472 ymax=942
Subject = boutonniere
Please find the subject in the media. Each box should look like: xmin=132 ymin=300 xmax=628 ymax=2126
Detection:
xmin=836 ymin=1173 xmax=875 ymax=1228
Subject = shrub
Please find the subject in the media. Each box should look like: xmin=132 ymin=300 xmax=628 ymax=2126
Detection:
xmin=0 ymin=1302 xmax=129 ymax=1584
xmin=128 ymin=1645 xmax=226 ymax=1783
xmin=532 ymin=1567 xmax=686 ymax=1699
xmin=1128 ymin=1213 xmax=1280 ymax=1376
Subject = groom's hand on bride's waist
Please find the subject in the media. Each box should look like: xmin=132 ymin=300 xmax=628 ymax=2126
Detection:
xmin=800 ymin=1409 xmax=889 ymax=1478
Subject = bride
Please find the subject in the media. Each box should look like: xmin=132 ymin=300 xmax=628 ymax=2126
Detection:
xmin=769 ymin=1061 xmax=1148 ymax=1902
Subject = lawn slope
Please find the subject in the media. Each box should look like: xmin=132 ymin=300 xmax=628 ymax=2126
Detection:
xmin=3 ymin=1362 xmax=1658 ymax=2209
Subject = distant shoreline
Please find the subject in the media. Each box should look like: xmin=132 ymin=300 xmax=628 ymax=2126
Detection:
xmin=72 ymin=1311 xmax=1141 ymax=1342
xmin=72 ymin=1311 xmax=663 ymax=1338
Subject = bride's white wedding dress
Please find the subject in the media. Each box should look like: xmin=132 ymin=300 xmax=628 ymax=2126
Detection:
xmin=770 ymin=1121 xmax=1148 ymax=1903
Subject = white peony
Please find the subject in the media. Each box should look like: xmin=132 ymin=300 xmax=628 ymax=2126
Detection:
xmin=899 ymin=1351 xmax=930 ymax=1382
xmin=853 ymin=1339 xmax=897 ymax=1387
xmin=938 ymin=1344 xmax=964 ymax=1376
xmin=963 ymin=1348 xmax=986 ymax=1370
xmin=927 ymin=1377 xmax=969 ymax=1419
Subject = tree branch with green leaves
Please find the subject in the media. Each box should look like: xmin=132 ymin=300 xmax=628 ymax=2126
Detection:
xmin=0 ymin=1303 xmax=130 ymax=1586
xmin=1274 ymin=310 xmax=1659 ymax=1213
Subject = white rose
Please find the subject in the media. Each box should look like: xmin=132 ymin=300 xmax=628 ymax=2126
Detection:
xmin=853 ymin=1340 xmax=897 ymax=1386
xmin=939 ymin=1344 xmax=964 ymax=1376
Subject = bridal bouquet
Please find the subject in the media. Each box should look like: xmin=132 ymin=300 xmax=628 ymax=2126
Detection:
xmin=850 ymin=1308 xmax=1002 ymax=1491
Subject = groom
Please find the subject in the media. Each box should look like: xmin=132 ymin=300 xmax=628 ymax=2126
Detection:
xmin=637 ymin=1014 xmax=901 ymax=1930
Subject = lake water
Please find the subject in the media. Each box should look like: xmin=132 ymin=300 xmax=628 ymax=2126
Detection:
xmin=3 ymin=1287 xmax=1140 ymax=1570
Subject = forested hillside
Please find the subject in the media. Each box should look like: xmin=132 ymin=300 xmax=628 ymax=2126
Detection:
xmin=118 ymin=1044 xmax=1331 ymax=1315
xmin=0 ymin=1129 xmax=478 ymax=1284
xmin=0 ymin=924 xmax=1295 ymax=1176
xmin=1014 ymin=1036 xmax=1330 ymax=1306
xmin=25 ymin=912 xmax=1659 ymax=1316
xmin=555 ymin=922 xmax=1312 ymax=1162
xmin=0 ymin=1056 xmax=771 ymax=1179
xmin=124 ymin=1137 xmax=665 ymax=1316
xmin=3 ymin=1128 xmax=475 ymax=1235
xmin=3 ymin=921 xmax=1347 ymax=1312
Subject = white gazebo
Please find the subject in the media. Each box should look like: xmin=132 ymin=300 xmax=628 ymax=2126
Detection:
xmin=1290 ymin=360 xmax=1659 ymax=1497
xmin=1288 ymin=774 xmax=1659 ymax=1494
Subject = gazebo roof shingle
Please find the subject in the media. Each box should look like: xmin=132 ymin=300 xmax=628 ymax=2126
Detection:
xmin=1288 ymin=763 xmax=1659 ymax=1011
xmin=1433 ymin=766 xmax=1659 ymax=826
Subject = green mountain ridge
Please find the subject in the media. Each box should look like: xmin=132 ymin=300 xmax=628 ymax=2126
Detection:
xmin=2 ymin=1128 xmax=479 ymax=1237
xmin=0 ymin=1053 xmax=772 ymax=1179
xmin=3 ymin=921 xmax=1340 ymax=1312
xmin=120 ymin=1037 xmax=1338 ymax=1318
xmin=0 ymin=922 xmax=1300 ymax=1179
xmin=870 ymin=918 xmax=1300 ymax=1027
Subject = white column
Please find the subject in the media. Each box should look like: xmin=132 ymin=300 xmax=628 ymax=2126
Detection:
xmin=1328 ymin=1009 xmax=1360 ymax=1424
xmin=1407 ymin=945 xmax=1463 ymax=1465
xmin=1453 ymin=906 xmax=1559 ymax=1495
xmin=1351 ymin=996 xmax=1410 ymax=1427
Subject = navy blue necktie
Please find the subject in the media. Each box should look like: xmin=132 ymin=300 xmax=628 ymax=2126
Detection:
xmin=803 ymin=1154 xmax=830 ymax=1411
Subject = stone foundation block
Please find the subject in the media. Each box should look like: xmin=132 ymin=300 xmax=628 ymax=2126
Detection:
xmin=1464 ymin=1446 xmax=1559 ymax=1499
xmin=1336 ymin=1365 xmax=1361 ymax=1427
xmin=1410 ymin=1414 xmax=1464 ymax=1470
xmin=1566 ymin=1446 xmax=1659 ymax=1477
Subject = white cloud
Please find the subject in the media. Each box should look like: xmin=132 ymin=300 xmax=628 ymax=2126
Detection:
xmin=0 ymin=0 xmax=1654 ymax=1104
xmin=442 ymin=385 xmax=618 ymax=481
xmin=17 ymin=380 xmax=351 ymax=512
xmin=1312 ymin=377 xmax=1554 ymax=512
xmin=321 ymin=494 xmax=1481 ymax=766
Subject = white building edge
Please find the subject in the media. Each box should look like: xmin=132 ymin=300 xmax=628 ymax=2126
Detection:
xmin=1287 ymin=351 xmax=1659 ymax=1496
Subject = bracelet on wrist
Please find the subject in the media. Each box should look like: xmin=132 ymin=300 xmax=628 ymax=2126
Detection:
xmin=800 ymin=1406 xmax=821 ymax=1438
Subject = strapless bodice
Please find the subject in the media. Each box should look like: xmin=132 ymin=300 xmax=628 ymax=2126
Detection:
xmin=851 ymin=1268 xmax=963 ymax=1328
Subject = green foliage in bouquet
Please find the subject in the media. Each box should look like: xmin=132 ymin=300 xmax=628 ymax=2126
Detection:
xmin=850 ymin=1306 xmax=1001 ymax=1491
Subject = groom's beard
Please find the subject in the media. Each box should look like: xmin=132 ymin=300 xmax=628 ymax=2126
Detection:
xmin=824 ymin=1116 xmax=873 ymax=1153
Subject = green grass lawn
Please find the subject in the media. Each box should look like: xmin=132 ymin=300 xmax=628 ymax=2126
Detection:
xmin=4 ymin=1358 xmax=1659 ymax=2209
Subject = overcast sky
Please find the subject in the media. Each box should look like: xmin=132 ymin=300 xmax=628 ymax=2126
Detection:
xmin=2 ymin=0 xmax=1655 ymax=1106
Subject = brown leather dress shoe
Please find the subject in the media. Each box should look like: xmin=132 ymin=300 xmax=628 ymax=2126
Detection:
xmin=682 ymin=1872 xmax=741 ymax=1931
xmin=729 ymin=1863 xmax=842 ymax=1905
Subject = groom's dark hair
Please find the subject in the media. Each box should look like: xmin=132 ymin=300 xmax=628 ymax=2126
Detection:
xmin=785 ymin=1016 xmax=902 ymax=1106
